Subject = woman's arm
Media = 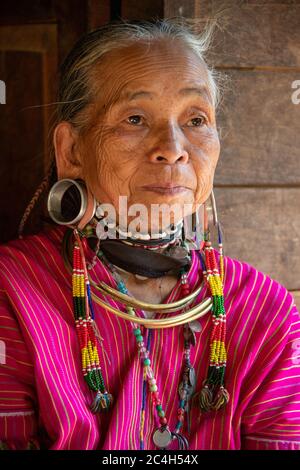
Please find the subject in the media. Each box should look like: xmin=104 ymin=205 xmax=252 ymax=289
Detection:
xmin=240 ymin=296 xmax=300 ymax=450
xmin=0 ymin=288 xmax=40 ymax=450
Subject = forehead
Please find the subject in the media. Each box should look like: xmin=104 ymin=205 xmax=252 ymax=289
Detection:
xmin=90 ymin=39 xmax=212 ymax=107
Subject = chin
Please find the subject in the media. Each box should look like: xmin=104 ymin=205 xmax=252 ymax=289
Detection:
xmin=139 ymin=197 xmax=193 ymax=225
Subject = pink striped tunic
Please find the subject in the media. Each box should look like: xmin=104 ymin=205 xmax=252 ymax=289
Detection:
xmin=0 ymin=224 xmax=300 ymax=450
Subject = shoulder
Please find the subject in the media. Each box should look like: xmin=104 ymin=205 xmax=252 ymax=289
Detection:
xmin=0 ymin=224 xmax=66 ymax=260
xmin=0 ymin=224 xmax=73 ymax=337
xmin=0 ymin=224 xmax=68 ymax=289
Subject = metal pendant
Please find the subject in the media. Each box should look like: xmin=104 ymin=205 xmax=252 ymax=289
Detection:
xmin=171 ymin=432 xmax=189 ymax=450
xmin=183 ymin=326 xmax=196 ymax=347
xmin=178 ymin=367 xmax=197 ymax=400
xmin=188 ymin=367 xmax=197 ymax=388
xmin=189 ymin=320 xmax=202 ymax=333
xmin=178 ymin=381 xmax=188 ymax=401
xmin=178 ymin=381 xmax=194 ymax=401
xmin=153 ymin=428 xmax=173 ymax=449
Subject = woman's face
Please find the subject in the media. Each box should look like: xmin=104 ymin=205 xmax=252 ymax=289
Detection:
xmin=58 ymin=39 xmax=220 ymax=231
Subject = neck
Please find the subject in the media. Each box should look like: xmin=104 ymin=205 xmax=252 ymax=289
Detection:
xmin=84 ymin=217 xmax=191 ymax=279
xmin=113 ymin=264 xmax=180 ymax=306
xmin=95 ymin=215 xmax=184 ymax=248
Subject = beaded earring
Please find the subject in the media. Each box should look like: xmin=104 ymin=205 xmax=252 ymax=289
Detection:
xmin=72 ymin=229 xmax=113 ymax=412
xmin=195 ymin=190 xmax=229 ymax=411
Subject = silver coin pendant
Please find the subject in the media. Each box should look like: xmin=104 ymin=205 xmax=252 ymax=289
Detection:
xmin=153 ymin=428 xmax=173 ymax=449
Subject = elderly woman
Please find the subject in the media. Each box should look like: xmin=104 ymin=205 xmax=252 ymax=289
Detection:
xmin=0 ymin=19 xmax=300 ymax=451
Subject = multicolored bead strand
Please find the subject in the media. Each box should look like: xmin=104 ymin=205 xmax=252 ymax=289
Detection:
xmin=139 ymin=329 xmax=152 ymax=450
xmin=72 ymin=230 xmax=113 ymax=413
xmin=196 ymin=217 xmax=230 ymax=412
xmin=134 ymin=312 xmax=189 ymax=450
xmin=178 ymin=269 xmax=197 ymax=437
xmin=97 ymin=249 xmax=191 ymax=450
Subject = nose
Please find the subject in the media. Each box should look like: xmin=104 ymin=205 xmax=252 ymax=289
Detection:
xmin=148 ymin=123 xmax=189 ymax=164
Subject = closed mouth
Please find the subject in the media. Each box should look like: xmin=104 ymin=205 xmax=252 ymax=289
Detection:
xmin=141 ymin=185 xmax=190 ymax=194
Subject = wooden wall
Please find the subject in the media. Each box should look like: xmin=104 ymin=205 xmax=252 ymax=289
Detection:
xmin=0 ymin=1 xmax=93 ymax=243
xmin=0 ymin=0 xmax=299 ymax=309
xmin=201 ymin=0 xmax=300 ymax=309
xmin=165 ymin=0 xmax=300 ymax=310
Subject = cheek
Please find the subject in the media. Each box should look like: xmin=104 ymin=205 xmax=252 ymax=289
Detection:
xmin=83 ymin=128 xmax=141 ymax=202
xmin=193 ymin=127 xmax=220 ymax=162
xmin=99 ymin=125 xmax=144 ymax=170
xmin=191 ymin=131 xmax=220 ymax=203
xmin=104 ymin=122 xmax=146 ymax=150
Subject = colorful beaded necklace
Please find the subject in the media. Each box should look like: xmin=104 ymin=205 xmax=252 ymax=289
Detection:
xmin=70 ymin=213 xmax=229 ymax=449
xmin=97 ymin=248 xmax=194 ymax=449
xmin=72 ymin=230 xmax=113 ymax=411
xmin=196 ymin=225 xmax=229 ymax=411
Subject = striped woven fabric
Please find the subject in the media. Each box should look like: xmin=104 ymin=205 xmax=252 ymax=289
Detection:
xmin=0 ymin=224 xmax=299 ymax=450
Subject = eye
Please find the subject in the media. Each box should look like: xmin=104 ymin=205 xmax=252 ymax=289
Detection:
xmin=126 ymin=115 xmax=144 ymax=125
xmin=186 ymin=116 xmax=207 ymax=127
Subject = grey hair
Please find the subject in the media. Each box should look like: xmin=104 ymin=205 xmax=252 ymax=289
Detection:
xmin=58 ymin=17 xmax=222 ymax=130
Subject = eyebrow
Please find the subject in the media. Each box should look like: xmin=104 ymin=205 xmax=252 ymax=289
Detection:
xmin=115 ymin=85 xmax=212 ymax=105
xmin=178 ymin=86 xmax=212 ymax=103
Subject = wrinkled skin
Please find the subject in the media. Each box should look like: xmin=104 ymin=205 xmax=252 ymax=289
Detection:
xmin=54 ymin=38 xmax=220 ymax=305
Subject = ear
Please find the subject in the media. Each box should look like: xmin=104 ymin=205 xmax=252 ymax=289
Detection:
xmin=53 ymin=121 xmax=83 ymax=180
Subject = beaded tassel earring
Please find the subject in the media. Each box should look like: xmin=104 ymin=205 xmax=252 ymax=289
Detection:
xmin=72 ymin=229 xmax=113 ymax=412
xmin=196 ymin=193 xmax=229 ymax=411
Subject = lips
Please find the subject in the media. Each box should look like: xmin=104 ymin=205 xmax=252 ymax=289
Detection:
xmin=141 ymin=184 xmax=190 ymax=194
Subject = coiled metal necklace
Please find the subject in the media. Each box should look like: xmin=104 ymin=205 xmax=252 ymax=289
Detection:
xmin=61 ymin=219 xmax=229 ymax=450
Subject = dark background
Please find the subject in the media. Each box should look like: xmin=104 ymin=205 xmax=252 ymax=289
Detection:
xmin=0 ymin=0 xmax=299 ymax=309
